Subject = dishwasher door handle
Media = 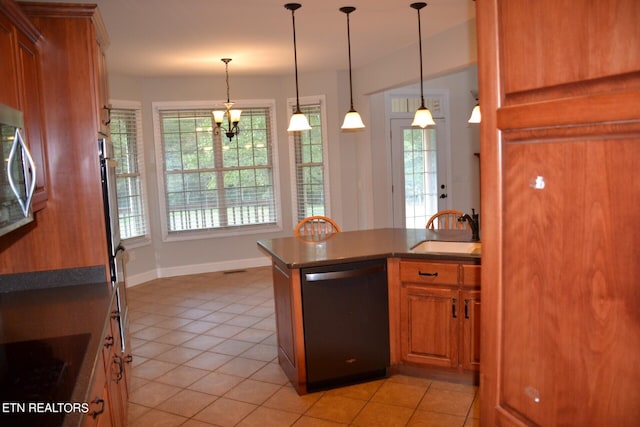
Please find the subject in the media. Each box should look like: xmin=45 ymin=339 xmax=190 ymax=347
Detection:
xmin=304 ymin=264 xmax=386 ymax=282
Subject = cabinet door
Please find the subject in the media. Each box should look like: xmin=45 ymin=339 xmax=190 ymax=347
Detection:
xmin=460 ymin=289 xmax=480 ymax=371
xmin=0 ymin=12 xmax=19 ymax=107
xmin=400 ymin=284 xmax=458 ymax=368
xmin=82 ymin=350 xmax=112 ymax=427
xmin=16 ymin=31 xmax=48 ymax=211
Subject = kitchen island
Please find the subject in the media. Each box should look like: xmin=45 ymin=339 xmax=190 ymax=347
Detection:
xmin=257 ymin=228 xmax=481 ymax=394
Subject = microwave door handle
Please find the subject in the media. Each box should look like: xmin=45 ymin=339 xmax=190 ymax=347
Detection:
xmin=6 ymin=128 xmax=36 ymax=217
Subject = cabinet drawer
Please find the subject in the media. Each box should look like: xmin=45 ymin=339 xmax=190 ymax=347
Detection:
xmin=462 ymin=264 xmax=481 ymax=287
xmin=400 ymin=260 xmax=459 ymax=285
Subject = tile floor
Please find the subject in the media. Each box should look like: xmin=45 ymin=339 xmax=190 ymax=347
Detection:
xmin=126 ymin=266 xmax=480 ymax=427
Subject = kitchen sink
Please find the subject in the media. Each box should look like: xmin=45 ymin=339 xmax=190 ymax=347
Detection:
xmin=410 ymin=240 xmax=481 ymax=255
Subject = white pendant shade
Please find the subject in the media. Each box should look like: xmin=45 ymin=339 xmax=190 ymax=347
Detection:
xmin=411 ymin=107 xmax=435 ymax=128
xmin=213 ymin=110 xmax=225 ymax=125
xmin=341 ymin=110 xmax=365 ymax=129
xmin=468 ymin=104 xmax=481 ymax=123
xmin=229 ymin=109 xmax=242 ymax=124
xmin=287 ymin=112 xmax=312 ymax=131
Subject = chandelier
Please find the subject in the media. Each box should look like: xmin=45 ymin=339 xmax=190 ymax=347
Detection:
xmin=213 ymin=58 xmax=242 ymax=140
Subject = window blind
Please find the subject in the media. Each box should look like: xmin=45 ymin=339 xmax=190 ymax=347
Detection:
xmin=158 ymin=106 xmax=277 ymax=233
xmin=110 ymin=106 xmax=148 ymax=240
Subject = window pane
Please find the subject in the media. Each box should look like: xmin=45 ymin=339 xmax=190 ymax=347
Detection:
xmin=110 ymin=106 xmax=148 ymax=240
xmin=159 ymin=106 xmax=277 ymax=233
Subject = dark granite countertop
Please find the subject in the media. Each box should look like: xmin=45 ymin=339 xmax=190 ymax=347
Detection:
xmin=257 ymin=228 xmax=481 ymax=268
xmin=0 ymin=267 xmax=112 ymax=427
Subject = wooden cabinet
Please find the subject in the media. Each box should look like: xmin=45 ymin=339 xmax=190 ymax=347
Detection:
xmin=0 ymin=2 xmax=111 ymax=274
xmin=271 ymin=259 xmax=306 ymax=394
xmin=0 ymin=0 xmax=48 ymax=211
xmin=476 ymin=0 xmax=640 ymax=425
xmin=397 ymin=259 xmax=481 ymax=373
xmin=84 ymin=290 xmax=129 ymax=427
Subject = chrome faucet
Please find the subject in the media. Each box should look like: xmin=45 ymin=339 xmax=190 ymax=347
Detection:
xmin=458 ymin=209 xmax=480 ymax=241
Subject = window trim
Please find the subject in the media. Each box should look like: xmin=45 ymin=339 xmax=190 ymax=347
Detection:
xmin=287 ymin=95 xmax=331 ymax=226
xmin=152 ymin=99 xmax=282 ymax=242
xmin=109 ymin=99 xmax=151 ymax=248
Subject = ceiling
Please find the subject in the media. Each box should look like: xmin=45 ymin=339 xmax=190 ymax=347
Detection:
xmin=21 ymin=0 xmax=475 ymax=78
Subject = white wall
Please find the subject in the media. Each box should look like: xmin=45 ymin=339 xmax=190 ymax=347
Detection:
xmin=110 ymin=19 xmax=478 ymax=285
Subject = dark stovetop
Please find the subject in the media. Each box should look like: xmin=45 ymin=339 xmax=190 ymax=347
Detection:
xmin=0 ymin=333 xmax=91 ymax=427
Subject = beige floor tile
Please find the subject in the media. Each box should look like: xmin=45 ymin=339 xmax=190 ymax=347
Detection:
xmin=387 ymin=374 xmax=433 ymax=388
xmin=351 ymin=401 xmax=415 ymax=427
xmin=216 ymin=357 xmax=267 ymax=378
xmin=193 ymin=397 xmax=257 ymax=427
xmin=134 ymin=359 xmax=179 ymax=380
xmin=464 ymin=417 xmax=481 ymax=427
xmin=224 ymin=379 xmax=281 ymax=405
xmin=154 ymin=345 xmax=202 ymax=364
xmin=292 ymin=416 xmax=347 ymax=427
xmin=128 ymin=380 xmax=181 ymax=407
xmin=154 ymin=316 xmax=194 ymax=330
xmin=370 ymin=379 xmax=428 ymax=408
xmin=180 ymin=419 xmax=217 ymax=427
xmin=304 ymin=394 xmax=367 ymax=424
xmin=133 ymin=326 xmax=173 ymax=341
xmin=233 ymin=328 xmax=274 ymax=343
xmin=155 ymin=365 xmax=210 ymax=388
xmin=239 ymin=343 xmax=278 ymax=362
xmin=225 ymin=314 xmax=264 ymax=327
xmin=211 ymin=338 xmax=256 ymax=356
xmin=430 ymin=380 xmax=478 ymax=395
xmin=156 ymin=389 xmax=218 ymax=418
xmin=470 ymin=395 xmax=480 ymax=419
xmin=249 ymin=362 xmax=291 ymax=385
xmin=127 ymin=408 xmax=188 ymax=426
xmin=236 ymin=406 xmax=301 ymax=427
xmin=184 ymin=351 xmax=233 ymax=370
xmin=206 ymin=323 xmax=246 ymax=338
xmin=418 ymin=388 xmax=475 ymax=417
xmin=178 ymin=320 xmax=219 ymax=334
xmin=324 ymin=379 xmax=384 ymax=401
xmin=182 ymin=334 xmax=226 ymax=351
xmin=127 ymin=402 xmax=150 ymax=425
xmin=154 ymin=330 xmax=199 ymax=345
xmin=188 ymin=371 xmax=244 ymax=396
xmin=133 ymin=341 xmax=175 ymax=359
xmin=407 ymin=409 xmax=466 ymax=427
xmin=263 ymin=386 xmax=324 ymax=414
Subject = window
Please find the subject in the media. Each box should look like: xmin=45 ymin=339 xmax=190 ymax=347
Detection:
xmin=289 ymin=96 xmax=330 ymax=222
xmin=109 ymin=101 xmax=149 ymax=241
xmin=153 ymin=100 xmax=279 ymax=237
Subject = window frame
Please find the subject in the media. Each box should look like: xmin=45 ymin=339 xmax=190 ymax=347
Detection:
xmin=152 ymin=99 xmax=282 ymax=242
xmin=109 ymin=99 xmax=150 ymax=247
xmin=287 ymin=95 xmax=331 ymax=225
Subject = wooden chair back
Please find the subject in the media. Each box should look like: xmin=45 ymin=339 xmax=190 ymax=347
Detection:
xmin=426 ymin=209 xmax=469 ymax=230
xmin=294 ymin=215 xmax=341 ymax=239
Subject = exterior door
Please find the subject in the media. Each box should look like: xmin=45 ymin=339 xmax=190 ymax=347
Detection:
xmin=391 ymin=118 xmax=449 ymax=228
xmin=477 ymin=0 xmax=640 ymax=426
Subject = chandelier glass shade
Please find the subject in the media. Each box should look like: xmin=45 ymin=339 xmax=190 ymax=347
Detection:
xmin=213 ymin=58 xmax=242 ymax=140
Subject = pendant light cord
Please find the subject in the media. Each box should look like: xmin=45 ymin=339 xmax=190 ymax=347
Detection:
xmin=287 ymin=4 xmax=303 ymax=114
xmin=345 ymin=9 xmax=355 ymax=110
xmin=412 ymin=2 xmax=427 ymax=108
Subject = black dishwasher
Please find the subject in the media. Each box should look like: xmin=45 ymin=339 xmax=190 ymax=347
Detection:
xmin=301 ymin=258 xmax=390 ymax=392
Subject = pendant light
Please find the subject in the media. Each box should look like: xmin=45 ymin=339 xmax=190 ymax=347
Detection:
xmin=213 ymin=58 xmax=242 ymax=140
xmin=340 ymin=6 xmax=365 ymax=129
xmin=468 ymin=92 xmax=481 ymax=123
xmin=410 ymin=2 xmax=435 ymax=128
xmin=285 ymin=3 xmax=312 ymax=132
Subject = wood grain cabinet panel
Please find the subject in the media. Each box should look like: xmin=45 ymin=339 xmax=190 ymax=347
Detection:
xmin=398 ymin=259 xmax=480 ymax=374
xmin=476 ymin=0 xmax=640 ymax=425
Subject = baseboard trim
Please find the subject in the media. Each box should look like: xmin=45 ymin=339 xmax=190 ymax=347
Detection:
xmin=126 ymin=256 xmax=272 ymax=287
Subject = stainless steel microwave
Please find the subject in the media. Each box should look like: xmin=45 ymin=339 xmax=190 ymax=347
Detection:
xmin=0 ymin=103 xmax=36 ymax=238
